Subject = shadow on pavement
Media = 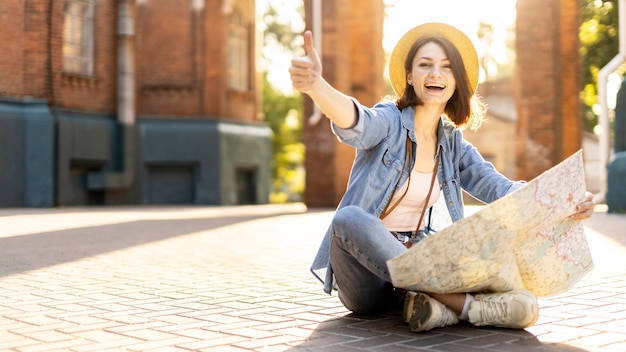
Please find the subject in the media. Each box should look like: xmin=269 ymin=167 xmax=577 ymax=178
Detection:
xmin=0 ymin=214 xmax=276 ymax=277
xmin=584 ymin=211 xmax=626 ymax=243
xmin=285 ymin=314 xmax=593 ymax=351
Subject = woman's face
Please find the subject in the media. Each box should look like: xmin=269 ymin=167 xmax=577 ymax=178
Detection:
xmin=406 ymin=41 xmax=456 ymax=108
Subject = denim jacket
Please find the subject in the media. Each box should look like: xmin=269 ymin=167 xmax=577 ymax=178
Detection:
xmin=311 ymin=99 xmax=525 ymax=294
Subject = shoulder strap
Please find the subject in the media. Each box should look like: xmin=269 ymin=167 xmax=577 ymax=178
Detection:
xmin=414 ymin=152 xmax=440 ymax=234
xmin=380 ymin=136 xmax=412 ymax=219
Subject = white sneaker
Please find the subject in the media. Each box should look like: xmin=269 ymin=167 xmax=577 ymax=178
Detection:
xmin=403 ymin=291 xmax=459 ymax=332
xmin=468 ymin=289 xmax=539 ymax=329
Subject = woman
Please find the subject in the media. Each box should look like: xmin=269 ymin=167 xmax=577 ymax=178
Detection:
xmin=289 ymin=23 xmax=595 ymax=332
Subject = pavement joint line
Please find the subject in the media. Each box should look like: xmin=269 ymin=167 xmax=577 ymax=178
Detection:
xmin=1 ymin=205 xmax=626 ymax=350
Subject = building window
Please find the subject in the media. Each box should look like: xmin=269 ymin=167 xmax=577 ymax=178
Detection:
xmin=63 ymin=0 xmax=95 ymax=76
xmin=227 ymin=9 xmax=250 ymax=91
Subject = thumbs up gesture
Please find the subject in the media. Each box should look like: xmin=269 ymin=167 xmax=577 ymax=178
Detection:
xmin=288 ymin=30 xmax=356 ymax=128
xmin=290 ymin=31 xmax=322 ymax=95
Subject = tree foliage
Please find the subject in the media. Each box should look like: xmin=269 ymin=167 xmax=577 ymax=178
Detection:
xmin=580 ymin=0 xmax=620 ymax=131
xmin=262 ymin=73 xmax=304 ymax=203
xmin=261 ymin=2 xmax=305 ymax=203
xmin=475 ymin=21 xmax=516 ymax=80
xmin=262 ymin=3 xmax=304 ymax=53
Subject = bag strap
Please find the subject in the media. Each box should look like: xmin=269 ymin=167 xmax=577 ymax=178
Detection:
xmin=414 ymin=152 xmax=440 ymax=234
xmin=379 ymin=136 xmax=412 ymax=220
xmin=380 ymin=135 xmax=440 ymax=228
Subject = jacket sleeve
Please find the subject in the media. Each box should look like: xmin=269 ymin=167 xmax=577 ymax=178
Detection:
xmin=331 ymin=100 xmax=399 ymax=150
xmin=456 ymin=134 xmax=525 ymax=203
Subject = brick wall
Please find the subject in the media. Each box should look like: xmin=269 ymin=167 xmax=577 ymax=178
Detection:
xmin=1 ymin=0 xmax=259 ymax=121
xmin=515 ymin=0 xmax=581 ymax=180
xmin=0 ymin=0 xmax=267 ymax=207
xmin=136 ymin=0 xmax=258 ymax=121
xmin=1 ymin=0 xmax=117 ymax=111
xmin=55 ymin=0 xmax=117 ymax=111
xmin=23 ymin=0 xmax=50 ymax=99
xmin=137 ymin=0 xmax=200 ymax=116
xmin=0 ymin=0 xmax=25 ymax=96
xmin=303 ymin=0 xmax=384 ymax=207
xmin=558 ymin=0 xmax=583 ymax=160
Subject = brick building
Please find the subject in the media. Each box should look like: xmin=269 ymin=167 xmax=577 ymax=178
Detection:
xmin=0 ymin=0 xmax=271 ymax=207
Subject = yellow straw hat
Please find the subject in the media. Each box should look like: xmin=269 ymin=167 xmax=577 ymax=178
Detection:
xmin=389 ymin=22 xmax=479 ymax=97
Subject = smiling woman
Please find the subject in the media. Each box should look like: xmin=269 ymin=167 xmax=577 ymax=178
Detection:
xmin=287 ymin=16 xmax=598 ymax=333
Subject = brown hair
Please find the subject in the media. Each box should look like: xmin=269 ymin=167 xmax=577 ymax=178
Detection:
xmin=395 ymin=37 xmax=484 ymax=130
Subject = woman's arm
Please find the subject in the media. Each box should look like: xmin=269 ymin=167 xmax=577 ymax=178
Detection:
xmin=457 ymin=136 xmax=595 ymax=220
xmin=456 ymin=136 xmax=523 ymax=203
xmin=289 ymin=31 xmax=356 ymax=129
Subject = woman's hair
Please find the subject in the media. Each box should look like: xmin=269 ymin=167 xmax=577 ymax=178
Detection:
xmin=395 ymin=36 xmax=485 ymax=130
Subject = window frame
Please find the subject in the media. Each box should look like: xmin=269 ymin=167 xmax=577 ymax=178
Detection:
xmin=227 ymin=7 xmax=251 ymax=92
xmin=63 ymin=0 xmax=96 ymax=76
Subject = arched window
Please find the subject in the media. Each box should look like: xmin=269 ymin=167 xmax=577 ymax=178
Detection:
xmin=63 ymin=0 xmax=95 ymax=76
xmin=227 ymin=8 xmax=250 ymax=91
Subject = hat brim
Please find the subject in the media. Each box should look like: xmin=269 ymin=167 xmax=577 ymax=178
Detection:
xmin=389 ymin=22 xmax=479 ymax=97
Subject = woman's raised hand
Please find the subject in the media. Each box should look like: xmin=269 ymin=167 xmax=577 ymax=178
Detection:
xmin=289 ymin=31 xmax=322 ymax=95
xmin=288 ymin=31 xmax=356 ymax=128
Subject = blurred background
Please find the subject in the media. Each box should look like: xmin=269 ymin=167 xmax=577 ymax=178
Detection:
xmin=0 ymin=0 xmax=623 ymax=210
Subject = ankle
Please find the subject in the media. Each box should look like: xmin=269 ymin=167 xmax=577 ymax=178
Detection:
xmin=459 ymin=293 xmax=474 ymax=321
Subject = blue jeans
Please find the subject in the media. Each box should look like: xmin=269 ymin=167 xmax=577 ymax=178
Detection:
xmin=329 ymin=205 xmax=407 ymax=313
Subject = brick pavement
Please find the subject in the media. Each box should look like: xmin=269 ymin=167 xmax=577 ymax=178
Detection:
xmin=0 ymin=204 xmax=625 ymax=351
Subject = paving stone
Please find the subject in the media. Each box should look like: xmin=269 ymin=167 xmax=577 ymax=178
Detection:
xmin=13 ymin=338 xmax=89 ymax=352
xmin=0 ymin=205 xmax=625 ymax=351
xmin=401 ymin=333 xmax=467 ymax=348
xmin=343 ymin=334 xmax=416 ymax=348
xmin=124 ymin=336 xmax=197 ymax=351
xmin=566 ymin=331 xmax=626 ymax=348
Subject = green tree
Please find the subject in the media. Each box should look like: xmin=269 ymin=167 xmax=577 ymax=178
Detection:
xmin=262 ymin=73 xmax=304 ymax=203
xmin=260 ymin=1 xmax=305 ymax=203
xmin=263 ymin=3 xmax=304 ymax=53
xmin=580 ymin=0 xmax=620 ymax=131
xmin=476 ymin=22 xmax=516 ymax=80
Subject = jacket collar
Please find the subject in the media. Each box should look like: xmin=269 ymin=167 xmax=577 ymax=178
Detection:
xmin=400 ymin=106 xmax=451 ymax=155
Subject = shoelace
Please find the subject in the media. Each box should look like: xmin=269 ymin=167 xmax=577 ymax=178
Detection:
xmin=441 ymin=309 xmax=458 ymax=325
xmin=480 ymin=297 xmax=509 ymax=323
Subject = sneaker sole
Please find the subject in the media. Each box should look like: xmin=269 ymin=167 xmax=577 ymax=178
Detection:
xmin=407 ymin=293 xmax=433 ymax=332
xmin=402 ymin=292 xmax=413 ymax=324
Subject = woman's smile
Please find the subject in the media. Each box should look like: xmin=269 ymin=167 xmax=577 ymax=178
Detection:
xmin=408 ymin=42 xmax=456 ymax=104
